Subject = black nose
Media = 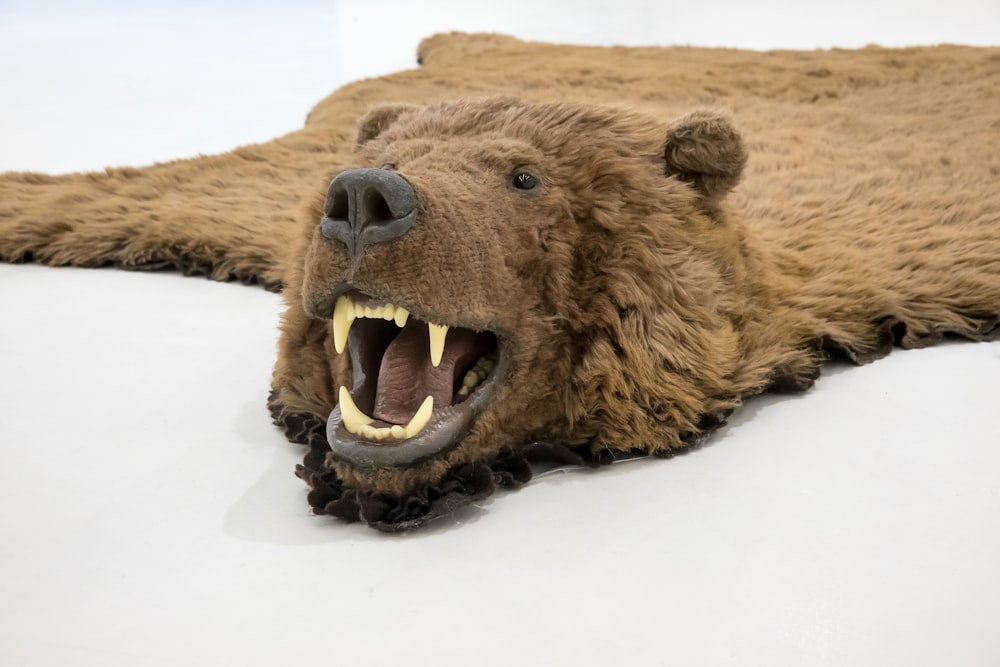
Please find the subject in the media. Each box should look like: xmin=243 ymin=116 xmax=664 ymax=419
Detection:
xmin=320 ymin=168 xmax=418 ymax=262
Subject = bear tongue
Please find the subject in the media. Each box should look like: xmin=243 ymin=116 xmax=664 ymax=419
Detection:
xmin=373 ymin=323 xmax=490 ymax=425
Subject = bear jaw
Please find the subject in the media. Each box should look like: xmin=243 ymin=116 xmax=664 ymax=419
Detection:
xmin=323 ymin=289 xmax=509 ymax=468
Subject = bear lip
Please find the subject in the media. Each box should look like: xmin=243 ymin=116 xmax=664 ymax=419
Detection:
xmin=325 ymin=289 xmax=506 ymax=468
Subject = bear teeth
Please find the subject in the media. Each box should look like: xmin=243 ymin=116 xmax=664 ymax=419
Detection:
xmin=456 ymin=356 xmax=495 ymax=397
xmin=427 ymin=322 xmax=448 ymax=367
xmin=332 ymin=296 xmax=410 ymax=353
xmin=338 ymin=387 xmax=434 ymax=440
xmin=331 ymin=295 xmax=448 ymax=368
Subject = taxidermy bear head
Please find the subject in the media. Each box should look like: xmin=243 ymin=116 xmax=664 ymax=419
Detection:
xmin=270 ymin=97 xmax=822 ymax=519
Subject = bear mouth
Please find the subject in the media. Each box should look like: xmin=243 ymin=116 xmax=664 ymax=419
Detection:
xmin=325 ymin=290 xmax=505 ymax=468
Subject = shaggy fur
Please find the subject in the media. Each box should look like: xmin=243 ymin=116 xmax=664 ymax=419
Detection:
xmin=2 ymin=33 xmax=998 ymax=530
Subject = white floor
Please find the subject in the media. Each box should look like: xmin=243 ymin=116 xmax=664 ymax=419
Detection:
xmin=1 ymin=2 xmax=999 ymax=666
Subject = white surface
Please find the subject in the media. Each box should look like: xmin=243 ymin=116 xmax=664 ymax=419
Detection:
xmin=1 ymin=2 xmax=999 ymax=666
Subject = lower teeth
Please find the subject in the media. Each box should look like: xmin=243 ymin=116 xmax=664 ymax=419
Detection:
xmin=339 ymin=353 xmax=498 ymax=441
xmin=457 ymin=355 xmax=496 ymax=397
xmin=339 ymin=387 xmax=434 ymax=441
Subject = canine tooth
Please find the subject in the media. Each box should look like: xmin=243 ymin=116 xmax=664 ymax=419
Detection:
xmin=428 ymin=323 xmax=448 ymax=367
xmin=338 ymin=386 xmax=373 ymax=434
xmin=333 ymin=297 xmax=356 ymax=354
xmin=403 ymin=395 xmax=434 ymax=438
xmin=394 ymin=308 xmax=409 ymax=328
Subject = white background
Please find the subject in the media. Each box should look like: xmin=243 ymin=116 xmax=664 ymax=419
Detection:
xmin=1 ymin=2 xmax=999 ymax=665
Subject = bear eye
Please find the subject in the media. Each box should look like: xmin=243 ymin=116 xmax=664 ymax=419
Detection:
xmin=381 ymin=163 xmax=397 ymax=171
xmin=512 ymin=171 xmax=538 ymax=190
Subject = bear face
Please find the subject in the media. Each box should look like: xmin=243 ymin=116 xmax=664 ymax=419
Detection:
xmin=272 ymin=97 xmax=806 ymax=500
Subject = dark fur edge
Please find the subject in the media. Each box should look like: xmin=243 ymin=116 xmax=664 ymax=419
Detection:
xmin=817 ymin=313 xmax=1000 ymax=365
xmin=9 ymin=251 xmax=282 ymax=293
xmin=119 ymin=255 xmax=283 ymax=292
xmin=268 ymin=389 xmax=732 ymax=533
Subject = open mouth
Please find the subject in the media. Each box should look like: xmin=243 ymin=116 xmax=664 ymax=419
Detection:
xmin=326 ymin=290 xmax=505 ymax=468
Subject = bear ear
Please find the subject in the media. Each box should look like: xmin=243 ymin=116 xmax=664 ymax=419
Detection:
xmin=355 ymin=102 xmax=422 ymax=148
xmin=663 ymin=109 xmax=748 ymax=202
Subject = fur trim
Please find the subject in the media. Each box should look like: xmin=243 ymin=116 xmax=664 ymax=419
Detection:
xmin=271 ymin=389 xmax=731 ymax=531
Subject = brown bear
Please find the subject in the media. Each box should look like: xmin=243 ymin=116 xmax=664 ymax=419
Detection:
xmin=270 ymin=98 xmax=1000 ymax=529
xmin=2 ymin=34 xmax=999 ymax=530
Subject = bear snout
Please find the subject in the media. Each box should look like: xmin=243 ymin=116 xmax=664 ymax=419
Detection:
xmin=320 ymin=167 xmax=418 ymax=264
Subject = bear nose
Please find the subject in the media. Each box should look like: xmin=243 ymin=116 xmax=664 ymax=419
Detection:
xmin=319 ymin=168 xmax=418 ymax=262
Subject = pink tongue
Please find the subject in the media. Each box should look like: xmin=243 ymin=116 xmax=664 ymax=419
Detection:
xmin=372 ymin=323 xmax=492 ymax=425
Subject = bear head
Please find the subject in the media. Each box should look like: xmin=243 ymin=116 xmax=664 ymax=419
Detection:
xmin=271 ymin=97 xmax=798 ymax=502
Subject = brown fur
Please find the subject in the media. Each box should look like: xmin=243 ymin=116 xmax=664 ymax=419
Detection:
xmin=2 ymin=34 xmax=998 ymax=529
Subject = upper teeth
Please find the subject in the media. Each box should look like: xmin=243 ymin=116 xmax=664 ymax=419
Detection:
xmin=427 ymin=323 xmax=447 ymax=367
xmin=332 ymin=295 xmax=448 ymax=367
xmin=331 ymin=294 xmax=452 ymax=442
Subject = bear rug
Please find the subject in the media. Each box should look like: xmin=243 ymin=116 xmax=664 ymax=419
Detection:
xmin=2 ymin=33 xmax=998 ymax=531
